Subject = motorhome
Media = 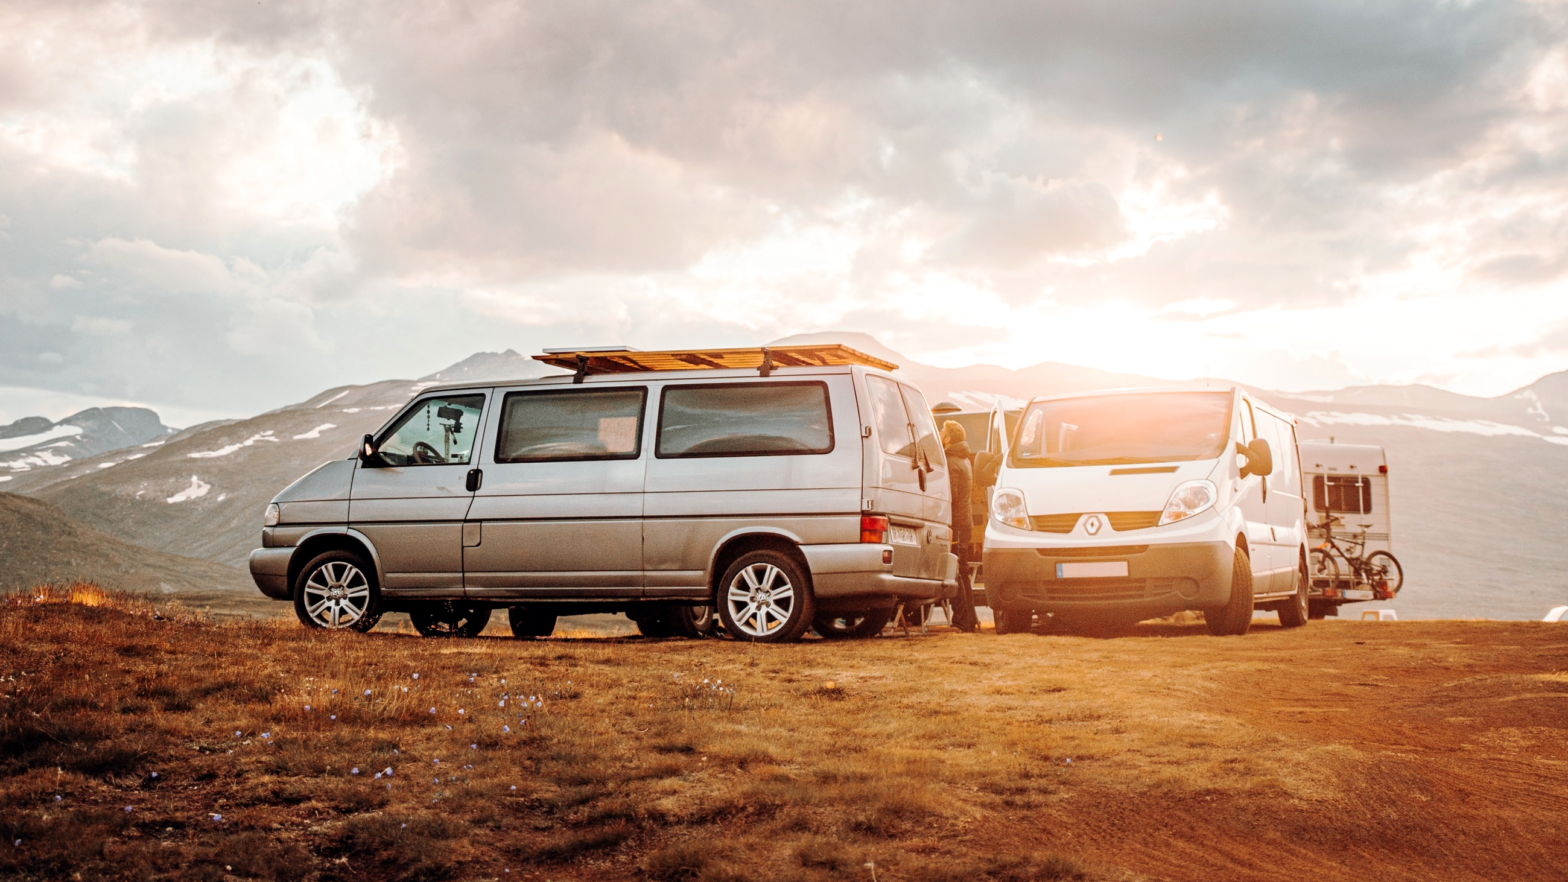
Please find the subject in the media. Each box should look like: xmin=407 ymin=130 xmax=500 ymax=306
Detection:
xmin=982 ymin=387 xmax=1308 ymax=635
xmin=1298 ymin=440 xmax=1397 ymax=617
xmin=248 ymin=345 xmax=959 ymax=643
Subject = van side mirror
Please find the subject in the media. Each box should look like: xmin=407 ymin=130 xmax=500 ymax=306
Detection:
xmin=359 ymin=434 xmax=379 ymax=465
xmin=1237 ymin=438 xmax=1273 ymax=479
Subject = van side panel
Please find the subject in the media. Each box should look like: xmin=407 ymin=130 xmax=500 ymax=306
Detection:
xmin=642 ymin=375 xmax=864 ymax=590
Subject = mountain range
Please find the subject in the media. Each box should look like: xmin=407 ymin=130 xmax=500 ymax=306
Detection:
xmin=4 ymin=334 xmax=1566 ymax=620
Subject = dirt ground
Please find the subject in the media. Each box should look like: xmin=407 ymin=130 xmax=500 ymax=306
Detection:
xmin=2 ymin=587 xmax=1565 ymax=882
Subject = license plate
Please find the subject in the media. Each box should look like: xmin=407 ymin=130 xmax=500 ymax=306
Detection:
xmin=1056 ymin=561 xmax=1128 ymax=579
xmin=1343 ymin=589 xmax=1374 ymax=600
xmin=889 ymin=525 xmax=920 ymax=546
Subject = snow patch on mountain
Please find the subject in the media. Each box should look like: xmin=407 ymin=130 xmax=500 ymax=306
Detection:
xmin=0 ymin=424 xmax=82 ymax=452
xmin=292 ymin=424 xmax=336 ymax=440
xmin=166 ymin=475 xmax=211 ymax=503
xmin=188 ymin=431 xmax=279 ymax=458
xmin=1298 ymin=411 xmax=1563 ymax=442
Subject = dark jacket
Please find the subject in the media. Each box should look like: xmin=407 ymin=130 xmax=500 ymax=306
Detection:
xmin=944 ymin=440 xmax=974 ymax=559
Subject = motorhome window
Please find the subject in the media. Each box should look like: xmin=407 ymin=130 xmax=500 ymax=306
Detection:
xmin=900 ymin=384 xmax=946 ymax=468
xmin=1314 ymin=475 xmax=1373 ymax=514
xmin=495 ymin=388 xmax=646 ymax=463
xmin=1010 ymin=392 xmax=1233 ymax=468
xmin=866 ymin=376 xmax=914 ymax=457
xmin=656 ymin=382 xmax=833 ymax=458
xmin=377 ymin=394 xmax=485 ymax=466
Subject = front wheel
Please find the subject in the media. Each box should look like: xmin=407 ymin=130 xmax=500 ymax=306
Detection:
xmin=294 ymin=550 xmax=382 ymax=632
xmin=994 ymin=607 xmax=1033 ymax=635
xmin=813 ymin=608 xmax=892 ymax=640
xmin=1205 ymin=548 xmax=1254 ymax=636
xmin=1365 ymin=551 xmax=1403 ymax=597
xmin=410 ymin=602 xmax=492 ymax=638
xmin=717 ymin=551 xmax=815 ymax=643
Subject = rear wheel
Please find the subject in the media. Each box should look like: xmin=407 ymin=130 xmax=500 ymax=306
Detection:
xmin=632 ymin=604 xmax=715 ymax=639
xmin=813 ymin=608 xmax=893 ymax=639
xmin=717 ymin=550 xmax=815 ymax=643
xmin=1278 ymin=556 xmax=1310 ymax=628
xmin=507 ymin=606 xmax=557 ymax=639
xmin=1365 ymin=551 xmax=1403 ymax=597
xmin=1205 ymin=549 xmax=1255 ymax=636
xmin=410 ymin=602 xmax=491 ymax=638
xmin=293 ymin=550 xmax=382 ymax=632
xmin=994 ymin=607 xmax=1033 ymax=634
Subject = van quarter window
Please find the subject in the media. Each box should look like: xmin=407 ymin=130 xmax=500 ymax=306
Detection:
xmin=376 ymin=394 xmax=485 ymax=466
xmin=495 ymin=388 xmax=647 ymax=463
xmin=656 ymin=382 xmax=833 ymax=458
xmin=1011 ymin=392 xmax=1233 ymax=468
xmin=866 ymin=376 xmax=914 ymax=458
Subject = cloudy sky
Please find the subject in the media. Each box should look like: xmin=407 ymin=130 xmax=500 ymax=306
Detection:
xmin=3 ymin=0 xmax=1568 ymax=426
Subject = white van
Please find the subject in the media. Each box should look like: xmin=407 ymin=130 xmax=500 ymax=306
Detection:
xmin=982 ymin=387 xmax=1308 ymax=635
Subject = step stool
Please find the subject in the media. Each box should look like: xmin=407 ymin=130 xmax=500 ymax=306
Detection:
xmin=1360 ymin=609 xmax=1398 ymax=622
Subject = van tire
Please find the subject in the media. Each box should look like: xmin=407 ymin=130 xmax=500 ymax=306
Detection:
xmin=1278 ymin=558 xmax=1310 ymax=628
xmin=994 ymin=608 xmax=1033 ymax=634
xmin=293 ymin=549 xmax=382 ymax=632
xmin=1205 ymin=550 xmax=1254 ymax=636
xmin=633 ymin=604 xmax=715 ymax=639
xmin=813 ymin=608 xmax=893 ymax=639
xmin=716 ymin=550 xmax=815 ymax=643
xmin=508 ymin=606 xmax=557 ymax=639
xmin=410 ymin=602 xmax=492 ymax=638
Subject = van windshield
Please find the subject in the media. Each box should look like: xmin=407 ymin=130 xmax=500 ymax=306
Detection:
xmin=1010 ymin=392 xmax=1233 ymax=468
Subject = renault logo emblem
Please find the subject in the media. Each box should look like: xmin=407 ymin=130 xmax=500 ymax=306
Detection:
xmin=1085 ymin=515 xmax=1103 ymax=535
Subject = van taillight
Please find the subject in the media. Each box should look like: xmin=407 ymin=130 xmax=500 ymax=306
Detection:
xmin=1378 ymin=465 xmax=1388 ymax=474
xmin=860 ymin=515 xmax=889 ymax=544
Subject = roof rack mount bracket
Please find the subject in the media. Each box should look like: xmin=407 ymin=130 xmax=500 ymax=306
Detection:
xmin=573 ymin=355 xmax=590 ymax=384
xmin=758 ymin=347 xmax=774 ymax=378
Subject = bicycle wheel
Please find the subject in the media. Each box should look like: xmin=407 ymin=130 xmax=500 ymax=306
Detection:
xmin=1365 ymin=551 xmax=1403 ymax=597
xmin=1308 ymin=548 xmax=1341 ymax=589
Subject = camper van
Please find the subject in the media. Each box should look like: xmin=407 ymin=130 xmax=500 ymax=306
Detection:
xmin=983 ymin=387 xmax=1308 ymax=636
xmin=1298 ymin=440 xmax=1398 ymax=617
xmin=248 ymin=345 xmax=959 ymax=643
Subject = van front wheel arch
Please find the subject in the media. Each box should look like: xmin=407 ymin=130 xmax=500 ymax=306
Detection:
xmin=717 ymin=550 xmax=816 ymax=643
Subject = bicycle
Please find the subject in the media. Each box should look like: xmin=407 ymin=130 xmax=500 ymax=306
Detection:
xmin=1308 ymin=513 xmax=1404 ymax=600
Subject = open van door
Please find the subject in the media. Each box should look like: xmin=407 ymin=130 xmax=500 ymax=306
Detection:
xmin=974 ymin=402 xmax=1009 ymax=495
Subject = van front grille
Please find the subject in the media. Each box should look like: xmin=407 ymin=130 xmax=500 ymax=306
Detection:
xmin=1106 ymin=511 xmax=1161 ymax=531
xmin=1028 ymin=512 xmax=1161 ymax=533
xmin=1030 ymin=514 xmax=1081 ymax=533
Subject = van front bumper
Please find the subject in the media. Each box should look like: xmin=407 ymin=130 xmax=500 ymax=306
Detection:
xmin=804 ymin=544 xmax=958 ymax=604
xmin=249 ymin=547 xmax=294 ymax=600
xmin=984 ymin=540 xmax=1232 ymax=618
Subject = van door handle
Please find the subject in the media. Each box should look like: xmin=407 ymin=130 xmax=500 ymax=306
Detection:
xmin=466 ymin=468 xmax=483 ymax=492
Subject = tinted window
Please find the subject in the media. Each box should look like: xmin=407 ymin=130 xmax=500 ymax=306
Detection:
xmin=1011 ymin=392 xmax=1233 ymax=468
xmin=657 ymin=383 xmax=833 ymax=458
xmin=1314 ymin=475 xmax=1372 ymax=514
xmin=900 ymin=384 xmax=946 ymax=468
xmin=377 ymin=394 xmax=485 ymax=466
xmin=866 ymin=375 xmax=912 ymax=457
xmin=496 ymin=388 xmax=646 ymax=463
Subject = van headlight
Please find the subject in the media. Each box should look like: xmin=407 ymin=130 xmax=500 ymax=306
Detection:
xmin=1158 ymin=480 xmax=1216 ymax=526
xmin=991 ymin=488 xmax=1032 ymax=531
xmin=264 ymin=503 xmax=280 ymax=527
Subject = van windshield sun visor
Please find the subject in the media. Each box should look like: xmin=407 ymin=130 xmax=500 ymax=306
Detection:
xmin=1010 ymin=392 xmax=1233 ymax=468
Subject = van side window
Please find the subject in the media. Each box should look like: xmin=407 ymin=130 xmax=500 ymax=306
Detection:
xmin=495 ymin=388 xmax=647 ymax=463
xmin=865 ymin=376 xmax=913 ymax=457
xmin=899 ymin=384 xmax=946 ymax=468
xmin=656 ymin=382 xmax=833 ymax=458
xmin=1265 ymin=415 xmax=1292 ymax=486
xmin=377 ymin=394 xmax=485 ymax=466
xmin=1241 ymin=399 xmax=1257 ymax=443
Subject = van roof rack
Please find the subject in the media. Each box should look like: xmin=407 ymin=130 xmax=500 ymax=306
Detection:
xmin=534 ymin=345 xmax=898 ymax=383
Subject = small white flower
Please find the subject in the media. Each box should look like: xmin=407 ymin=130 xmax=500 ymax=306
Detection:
xmin=351 ymin=768 xmax=360 ymax=775
xmin=211 ymin=814 xmax=222 ymax=821
xmin=412 ymin=674 xmax=419 ymax=680
xmin=364 ymin=689 xmax=372 ymax=696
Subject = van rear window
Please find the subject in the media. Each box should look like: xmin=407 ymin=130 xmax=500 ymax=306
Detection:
xmin=495 ymin=388 xmax=647 ymax=463
xmin=657 ymin=382 xmax=833 ymax=458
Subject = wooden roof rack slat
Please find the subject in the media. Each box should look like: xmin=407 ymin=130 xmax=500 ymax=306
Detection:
xmin=534 ymin=344 xmax=897 ymax=377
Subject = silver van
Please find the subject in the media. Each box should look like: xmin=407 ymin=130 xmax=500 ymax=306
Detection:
xmin=248 ymin=346 xmax=959 ymax=642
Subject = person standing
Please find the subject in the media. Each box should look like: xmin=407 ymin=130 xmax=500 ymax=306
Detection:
xmin=941 ymin=420 xmax=980 ymax=632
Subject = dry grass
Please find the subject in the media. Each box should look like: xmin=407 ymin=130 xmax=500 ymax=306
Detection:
xmin=2 ymin=584 xmax=1567 ymax=881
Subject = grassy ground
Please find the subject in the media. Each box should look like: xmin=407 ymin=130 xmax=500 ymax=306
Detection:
xmin=2 ymin=585 xmax=1566 ymax=882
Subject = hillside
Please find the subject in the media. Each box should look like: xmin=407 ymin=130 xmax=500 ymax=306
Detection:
xmin=2 ymin=589 xmax=1566 ymax=881
xmin=0 ymin=493 xmax=272 ymax=616
xmin=0 ymin=406 xmax=175 ymax=482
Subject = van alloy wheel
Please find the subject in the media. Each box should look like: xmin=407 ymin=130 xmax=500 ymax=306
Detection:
xmin=293 ymin=550 xmax=382 ymax=633
xmin=717 ymin=550 xmax=815 ymax=643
